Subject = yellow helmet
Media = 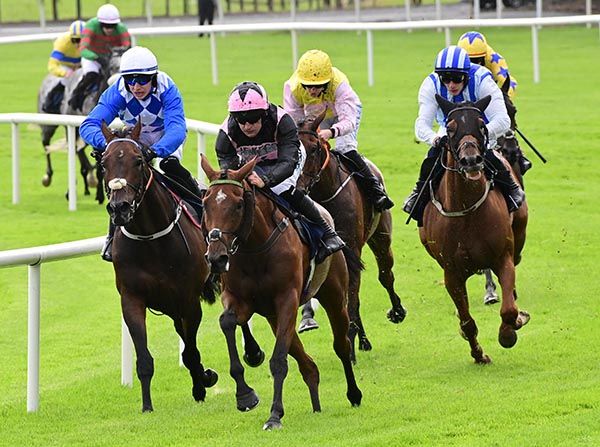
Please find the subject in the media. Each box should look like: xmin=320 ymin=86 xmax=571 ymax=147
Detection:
xmin=296 ymin=50 xmax=333 ymax=85
xmin=457 ymin=31 xmax=488 ymax=58
xmin=69 ymin=20 xmax=86 ymax=39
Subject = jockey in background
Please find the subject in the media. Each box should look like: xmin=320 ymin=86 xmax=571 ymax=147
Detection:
xmin=403 ymin=45 xmax=525 ymax=225
xmin=457 ymin=31 xmax=518 ymax=100
xmin=283 ymin=49 xmax=394 ymax=212
xmin=215 ymin=81 xmax=346 ymax=263
xmin=81 ymin=46 xmax=201 ymax=261
xmin=69 ymin=4 xmax=131 ymax=111
xmin=42 ymin=20 xmax=85 ymax=113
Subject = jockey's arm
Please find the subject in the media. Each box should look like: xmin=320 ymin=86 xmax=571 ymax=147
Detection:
xmin=282 ymin=81 xmax=305 ymax=124
xmin=214 ymin=129 xmax=241 ymax=171
xmin=48 ymin=56 xmax=68 ymax=77
xmin=258 ymin=114 xmax=300 ymax=188
xmin=479 ymin=75 xmax=510 ymax=145
xmin=414 ymin=76 xmax=442 ymax=147
xmin=330 ymin=82 xmax=359 ymax=137
xmin=80 ymin=84 xmax=125 ymax=150
xmin=152 ymin=82 xmax=187 ymax=158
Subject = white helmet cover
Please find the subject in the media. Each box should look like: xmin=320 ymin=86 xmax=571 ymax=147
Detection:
xmin=97 ymin=4 xmax=120 ymax=24
xmin=120 ymin=47 xmax=159 ymax=75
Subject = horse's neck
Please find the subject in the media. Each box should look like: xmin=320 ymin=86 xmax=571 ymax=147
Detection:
xmin=311 ymin=153 xmax=344 ymax=198
xmin=245 ymin=194 xmax=279 ymax=247
xmin=439 ymin=156 xmax=487 ymax=210
xmin=126 ymin=176 xmax=174 ymax=232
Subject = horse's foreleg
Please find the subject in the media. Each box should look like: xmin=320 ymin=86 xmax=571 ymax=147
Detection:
xmin=41 ymin=125 xmax=57 ymax=187
xmin=287 ymin=331 xmax=320 ymax=412
xmin=122 ymin=297 xmax=154 ymax=412
xmin=241 ymin=322 xmax=265 ymax=367
xmin=445 ymin=273 xmax=490 ymax=364
xmin=95 ymin=165 xmax=105 ymax=205
xmin=483 ymin=269 xmax=500 ymax=305
xmin=367 ymin=225 xmax=407 ymax=324
xmin=76 ymin=148 xmax=91 ymax=196
xmin=495 ymin=258 xmax=530 ymax=349
xmin=219 ymin=308 xmax=259 ymax=412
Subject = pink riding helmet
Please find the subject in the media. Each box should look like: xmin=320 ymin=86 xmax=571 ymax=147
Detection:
xmin=228 ymin=81 xmax=269 ymax=112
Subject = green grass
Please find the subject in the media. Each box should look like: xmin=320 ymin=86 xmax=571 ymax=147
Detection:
xmin=1 ymin=26 xmax=600 ymax=446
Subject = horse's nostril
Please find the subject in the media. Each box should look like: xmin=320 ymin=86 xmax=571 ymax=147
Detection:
xmin=475 ymin=155 xmax=483 ymax=165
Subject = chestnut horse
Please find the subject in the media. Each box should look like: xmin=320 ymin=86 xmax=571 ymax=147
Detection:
xmin=420 ymin=95 xmax=530 ymax=363
xmin=201 ymin=155 xmax=362 ymax=430
xmin=297 ymin=112 xmax=406 ymax=361
xmin=100 ymin=122 xmax=225 ymax=412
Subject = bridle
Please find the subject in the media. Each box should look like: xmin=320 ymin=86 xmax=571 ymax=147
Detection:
xmin=442 ymin=106 xmax=488 ymax=176
xmin=297 ymin=129 xmax=331 ymax=194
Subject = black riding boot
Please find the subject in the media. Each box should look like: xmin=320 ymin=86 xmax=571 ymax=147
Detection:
xmin=68 ymin=72 xmax=100 ymax=111
xmin=159 ymin=156 xmax=204 ymax=198
xmin=42 ymin=83 xmax=65 ymax=113
xmin=518 ymin=149 xmax=532 ymax=176
xmin=101 ymin=220 xmax=116 ymax=262
xmin=344 ymin=150 xmax=394 ymax=211
xmin=402 ymin=145 xmax=443 ymax=216
xmin=484 ymin=150 xmax=525 ymax=212
xmin=283 ymin=188 xmax=345 ymax=264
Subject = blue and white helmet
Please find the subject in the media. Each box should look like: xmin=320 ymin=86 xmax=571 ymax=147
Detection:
xmin=120 ymin=47 xmax=159 ymax=75
xmin=434 ymin=46 xmax=471 ymax=74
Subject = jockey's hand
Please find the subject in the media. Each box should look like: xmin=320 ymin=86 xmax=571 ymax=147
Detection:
xmin=318 ymin=128 xmax=334 ymax=140
xmin=64 ymin=69 xmax=74 ymax=77
xmin=140 ymin=144 xmax=157 ymax=162
xmin=247 ymin=172 xmax=265 ymax=188
xmin=434 ymin=135 xmax=448 ymax=149
xmin=90 ymin=150 xmax=102 ymax=161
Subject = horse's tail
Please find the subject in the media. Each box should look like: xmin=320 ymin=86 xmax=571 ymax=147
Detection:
xmin=342 ymin=245 xmax=364 ymax=278
xmin=200 ymin=273 xmax=221 ymax=304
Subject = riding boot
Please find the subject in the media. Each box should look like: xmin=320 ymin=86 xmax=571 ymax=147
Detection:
xmin=68 ymin=72 xmax=100 ymax=111
xmin=101 ymin=220 xmax=116 ymax=262
xmin=159 ymin=156 xmax=204 ymax=199
xmin=484 ymin=150 xmax=525 ymax=212
xmin=344 ymin=150 xmax=394 ymax=211
xmin=284 ymin=188 xmax=345 ymax=264
xmin=42 ymin=83 xmax=65 ymax=113
xmin=518 ymin=149 xmax=532 ymax=176
xmin=402 ymin=145 xmax=443 ymax=216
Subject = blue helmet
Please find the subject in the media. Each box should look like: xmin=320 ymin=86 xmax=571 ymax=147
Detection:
xmin=434 ymin=46 xmax=471 ymax=74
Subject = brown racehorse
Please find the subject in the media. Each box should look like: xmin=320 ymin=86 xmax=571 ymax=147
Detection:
xmin=297 ymin=112 xmax=406 ymax=361
xmin=419 ymin=95 xmax=530 ymax=363
xmin=200 ymin=155 xmax=362 ymax=430
xmin=100 ymin=122 xmax=237 ymax=412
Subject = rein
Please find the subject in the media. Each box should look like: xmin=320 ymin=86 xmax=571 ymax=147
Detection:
xmin=429 ymin=179 xmax=492 ymax=217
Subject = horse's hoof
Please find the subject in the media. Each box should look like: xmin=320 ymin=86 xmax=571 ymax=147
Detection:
xmin=483 ymin=292 xmax=500 ymax=305
xmin=142 ymin=405 xmax=154 ymax=413
xmin=347 ymin=388 xmax=362 ymax=407
xmin=387 ymin=306 xmax=407 ymax=324
xmin=475 ymin=354 xmax=492 ymax=364
xmin=262 ymin=418 xmax=283 ymax=430
xmin=236 ymin=389 xmax=259 ymax=412
xmin=203 ymin=369 xmax=218 ymax=388
xmin=42 ymin=175 xmax=51 ymax=187
xmin=498 ymin=326 xmax=518 ymax=348
xmin=192 ymin=383 xmax=207 ymax=402
xmin=517 ymin=310 xmax=531 ymax=328
xmin=298 ymin=317 xmax=319 ymax=333
xmin=358 ymin=336 xmax=372 ymax=351
xmin=243 ymin=349 xmax=265 ymax=368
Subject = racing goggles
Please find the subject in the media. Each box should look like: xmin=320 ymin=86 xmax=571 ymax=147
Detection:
xmin=70 ymin=38 xmax=81 ymax=44
xmin=301 ymin=83 xmax=328 ymax=90
xmin=123 ymin=74 xmax=154 ymax=86
xmin=232 ymin=110 xmax=264 ymax=125
xmin=438 ymin=72 xmax=467 ymax=84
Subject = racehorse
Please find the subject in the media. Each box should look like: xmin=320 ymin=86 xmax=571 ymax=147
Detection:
xmin=419 ymin=95 xmax=530 ymax=363
xmin=297 ymin=111 xmax=406 ymax=362
xmin=38 ymin=47 xmax=125 ymax=204
xmin=99 ymin=121 xmax=223 ymax=412
xmin=201 ymin=155 xmax=362 ymax=430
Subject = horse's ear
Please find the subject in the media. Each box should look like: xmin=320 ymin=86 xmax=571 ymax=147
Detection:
xmin=131 ymin=120 xmax=142 ymax=141
xmin=200 ymin=154 xmax=219 ymax=182
xmin=501 ymin=74 xmax=511 ymax=95
xmin=446 ymin=120 xmax=458 ymax=139
xmin=312 ymin=108 xmax=327 ymax=131
xmin=101 ymin=122 xmax=114 ymax=142
xmin=234 ymin=157 xmax=257 ymax=181
xmin=474 ymin=95 xmax=492 ymax=113
xmin=436 ymin=94 xmax=456 ymax=116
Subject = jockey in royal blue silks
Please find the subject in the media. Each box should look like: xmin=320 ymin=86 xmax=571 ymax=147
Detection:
xmin=80 ymin=46 xmax=202 ymax=262
xmin=403 ymin=45 xmax=525 ymax=225
xmin=214 ymin=81 xmax=345 ymax=264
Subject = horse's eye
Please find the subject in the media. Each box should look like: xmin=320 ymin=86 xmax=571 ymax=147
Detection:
xmin=236 ymin=202 xmax=243 ymax=211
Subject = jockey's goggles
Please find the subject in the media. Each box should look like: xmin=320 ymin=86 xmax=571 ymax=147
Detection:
xmin=301 ymin=83 xmax=328 ymax=90
xmin=100 ymin=23 xmax=118 ymax=29
xmin=438 ymin=72 xmax=467 ymax=84
xmin=123 ymin=74 xmax=153 ymax=86
xmin=231 ymin=110 xmax=265 ymax=125
xmin=70 ymin=38 xmax=81 ymax=44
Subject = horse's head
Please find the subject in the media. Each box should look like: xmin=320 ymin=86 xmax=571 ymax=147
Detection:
xmin=500 ymin=75 xmax=517 ymax=130
xmin=436 ymin=94 xmax=490 ymax=181
xmin=100 ymin=121 xmax=149 ymax=225
xmin=297 ymin=109 xmax=329 ymax=193
xmin=200 ymin=155 xmax=256 ymax=273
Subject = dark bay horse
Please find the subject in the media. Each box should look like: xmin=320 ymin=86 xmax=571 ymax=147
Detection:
xmin=201 ymin=155 xmax=362 ymax=430
xmin=420 ymin=95 xmax=530 ymax=364
xmin=297 ymin=112 xmax=406 ymax=361
xmin=99 ymin=121 xmax=220 ymax=411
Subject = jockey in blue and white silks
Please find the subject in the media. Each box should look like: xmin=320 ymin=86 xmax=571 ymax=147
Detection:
xmin=404 ymin=45 xmax=524 ymax=225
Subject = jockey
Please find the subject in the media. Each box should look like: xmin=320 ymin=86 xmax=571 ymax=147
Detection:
xmin=42 ymin=20 xmax=85 ymax=113
xmin=457 ymin=31 xmax=518 ymax=99
xmin=403 ymin=46 xmax=525 ymax=225
xmin=81 ymin=46 xmax=201 ymax=262
xmin=283 ymin=49 xmax=394 ymax=212
xmin=215 ymin=81 xmax=346 ymax=263
xmin=69 ymin=4 xmax=131 ymax=111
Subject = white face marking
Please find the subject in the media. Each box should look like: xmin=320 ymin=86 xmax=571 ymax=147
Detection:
xmin=108 ymin=178 xmax=127 ymax=190
xmin=215 ymin=189 xmax=227 ymax=204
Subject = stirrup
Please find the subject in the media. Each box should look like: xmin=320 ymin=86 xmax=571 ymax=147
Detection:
xmin=316 ymin=235 xmax=345 ymax=264
xmin=374 ymin=194 xmax=394 ymax=211
xmin=101 ymin=237 xmax=113 ymax=262
xmin=402 ymin=190 xmax=418 ymax=214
